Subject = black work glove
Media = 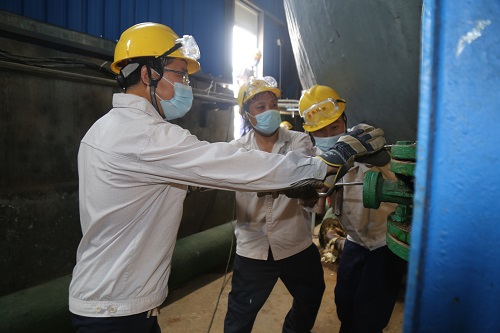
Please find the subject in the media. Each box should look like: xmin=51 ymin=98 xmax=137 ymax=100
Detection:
xmin=281 ymin=184 xmax=320 ymax=200
xmin=257 ymin=180 xmax=323 ymax=200
xmin=355 ymin=149 xmax=391 ymax=166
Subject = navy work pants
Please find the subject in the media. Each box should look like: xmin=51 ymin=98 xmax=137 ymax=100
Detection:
xmin=335 ymin=240 xmax=407 ymax=333
xmin=224 ymin=243 xmax=325 ymax=333
xmin=71 ymin=311 xmax=161 ymax=333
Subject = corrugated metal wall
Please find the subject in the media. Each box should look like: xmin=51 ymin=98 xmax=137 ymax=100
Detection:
xmin=0 ymin=0 xmax=234 ymax=81
xmin=0 ymin=0 xmax=299 ymax=95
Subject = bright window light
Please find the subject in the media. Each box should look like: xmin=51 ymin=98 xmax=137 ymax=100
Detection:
xmin=232 ymin=25 xmax=258 ymax=139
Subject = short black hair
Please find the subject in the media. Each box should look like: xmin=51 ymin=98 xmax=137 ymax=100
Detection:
xmin=119 ymin=57 xmax=176 ymax=89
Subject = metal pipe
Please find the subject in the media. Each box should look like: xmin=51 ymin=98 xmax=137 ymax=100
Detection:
xmin=0 ymin=60 xmax=116 ymax=86
xmin=317 ymin=182 xmax=364 ymax=198
xmin=0 ymin=221 xmax=236 ymax=333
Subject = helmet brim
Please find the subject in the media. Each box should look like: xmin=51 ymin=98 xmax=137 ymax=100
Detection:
xmin=185 ymin=58 xmax=201 ymax=74
xmin=110 ymin=57 xmax=200 ymax=76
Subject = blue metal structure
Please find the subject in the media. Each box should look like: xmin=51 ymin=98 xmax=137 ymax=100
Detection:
xmin=405 ymin=0 xmax=500 ymax=332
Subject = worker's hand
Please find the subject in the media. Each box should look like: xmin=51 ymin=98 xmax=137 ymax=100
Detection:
xmin=316 ymin=125 xmax=386 ymax=184
xmin=281 ymin=185 xmax=320 ymax=200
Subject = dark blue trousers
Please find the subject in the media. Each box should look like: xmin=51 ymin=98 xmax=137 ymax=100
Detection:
xmin=71 ymin=311 xmax=161 ymax=333
xmin=335 ymin=240 xmax=407 ymax=333
xmin=224 ymin=244 xmax=325 ymax=333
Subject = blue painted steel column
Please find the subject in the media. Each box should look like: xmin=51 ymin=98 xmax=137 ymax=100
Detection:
xmin=405 ymin=1 xmax=500 ymax=332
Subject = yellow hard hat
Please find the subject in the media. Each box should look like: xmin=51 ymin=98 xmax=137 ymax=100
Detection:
xmin=111 ymin=22 xmax=201 ymax=75
xmin=280 ymin=121 xmax=293 ymax=130
xmin=299 ymin=85 xmax=346 ymax=132
xmin=237 ymin=76 xmax=281 ymax=112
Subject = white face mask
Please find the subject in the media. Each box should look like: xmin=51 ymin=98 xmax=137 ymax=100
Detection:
xmin=155 ymin=75 xmax=194 ymax=121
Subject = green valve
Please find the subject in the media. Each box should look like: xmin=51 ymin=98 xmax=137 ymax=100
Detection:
xmin=363 ymin=141 xmax=416 ymax=261
xmin=363 ymin=171 xmax=413 ymax=209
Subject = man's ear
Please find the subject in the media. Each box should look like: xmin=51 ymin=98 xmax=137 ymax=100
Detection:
xmin=241 ymin=105 xmax=249 ymax=118
xmin=140 ymin=65 xmax=151 ymax=86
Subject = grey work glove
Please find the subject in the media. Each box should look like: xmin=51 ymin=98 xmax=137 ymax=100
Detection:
xmin=348 ymin=123 xmax=391 ymax=166
xmin=315 ymin=125 xmax=386 ymax=184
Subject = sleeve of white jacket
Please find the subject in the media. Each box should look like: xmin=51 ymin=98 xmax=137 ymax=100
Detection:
xmin=130 ymin=124 xmax=326 ymax=192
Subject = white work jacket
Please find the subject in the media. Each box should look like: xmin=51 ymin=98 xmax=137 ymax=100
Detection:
xmin=231 ymin=128 xmax=318 ymax=261
xmin=69 ymin=93 xmax=326 ymax=317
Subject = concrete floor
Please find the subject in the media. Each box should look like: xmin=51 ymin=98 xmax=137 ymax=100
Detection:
xmin=158 ymin=258 xmax=405 ymax=333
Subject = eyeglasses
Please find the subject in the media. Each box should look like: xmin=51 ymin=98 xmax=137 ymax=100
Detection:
xmin=242 ymin=76 xmax=278 ymax=104
xmin=164 ymin=68 xmax=190 ymax=85
xmin=301 ymin=98 xmax=346 ymax=126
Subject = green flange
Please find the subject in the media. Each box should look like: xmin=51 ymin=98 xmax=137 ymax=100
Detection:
xmin=390 ymin=141 xmax=417 ymax=176
xmin=363 ymin=171 xmax=383 ymax=209
xmin=390 ymin=141 xmax=417 ymax=161
xmin=387 ymin=213 xmax=412 ymax=244
xmin=387 ymin=233 xmax=410 ymax=261
xmin=390 ymin=159 xmax=415 ymax=176
xmin=363 ymin=171 xmax=413 ymax=209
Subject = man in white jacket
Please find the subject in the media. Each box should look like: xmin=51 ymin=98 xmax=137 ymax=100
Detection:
xmin=68 ymin=23 xmax=387 ymax=333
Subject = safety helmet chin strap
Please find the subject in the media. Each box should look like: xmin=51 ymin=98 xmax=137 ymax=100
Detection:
xmin=146 ymin=42 xmax=183 ymax=116
xmin=146 ymin=65 xmax=161 ymax=114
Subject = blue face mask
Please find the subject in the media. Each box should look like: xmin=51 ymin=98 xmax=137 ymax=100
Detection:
xmin=246 ymin=109 xmax=281 ymax=135
xmin=314 ymin=133 xmax=345 ymax=152
xmin=156 ymin=79 xmax=193 ymax=121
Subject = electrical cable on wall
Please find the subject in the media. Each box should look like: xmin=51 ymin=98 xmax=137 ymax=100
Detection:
xmin=0 ymin=49 xmax=116 ymax=78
